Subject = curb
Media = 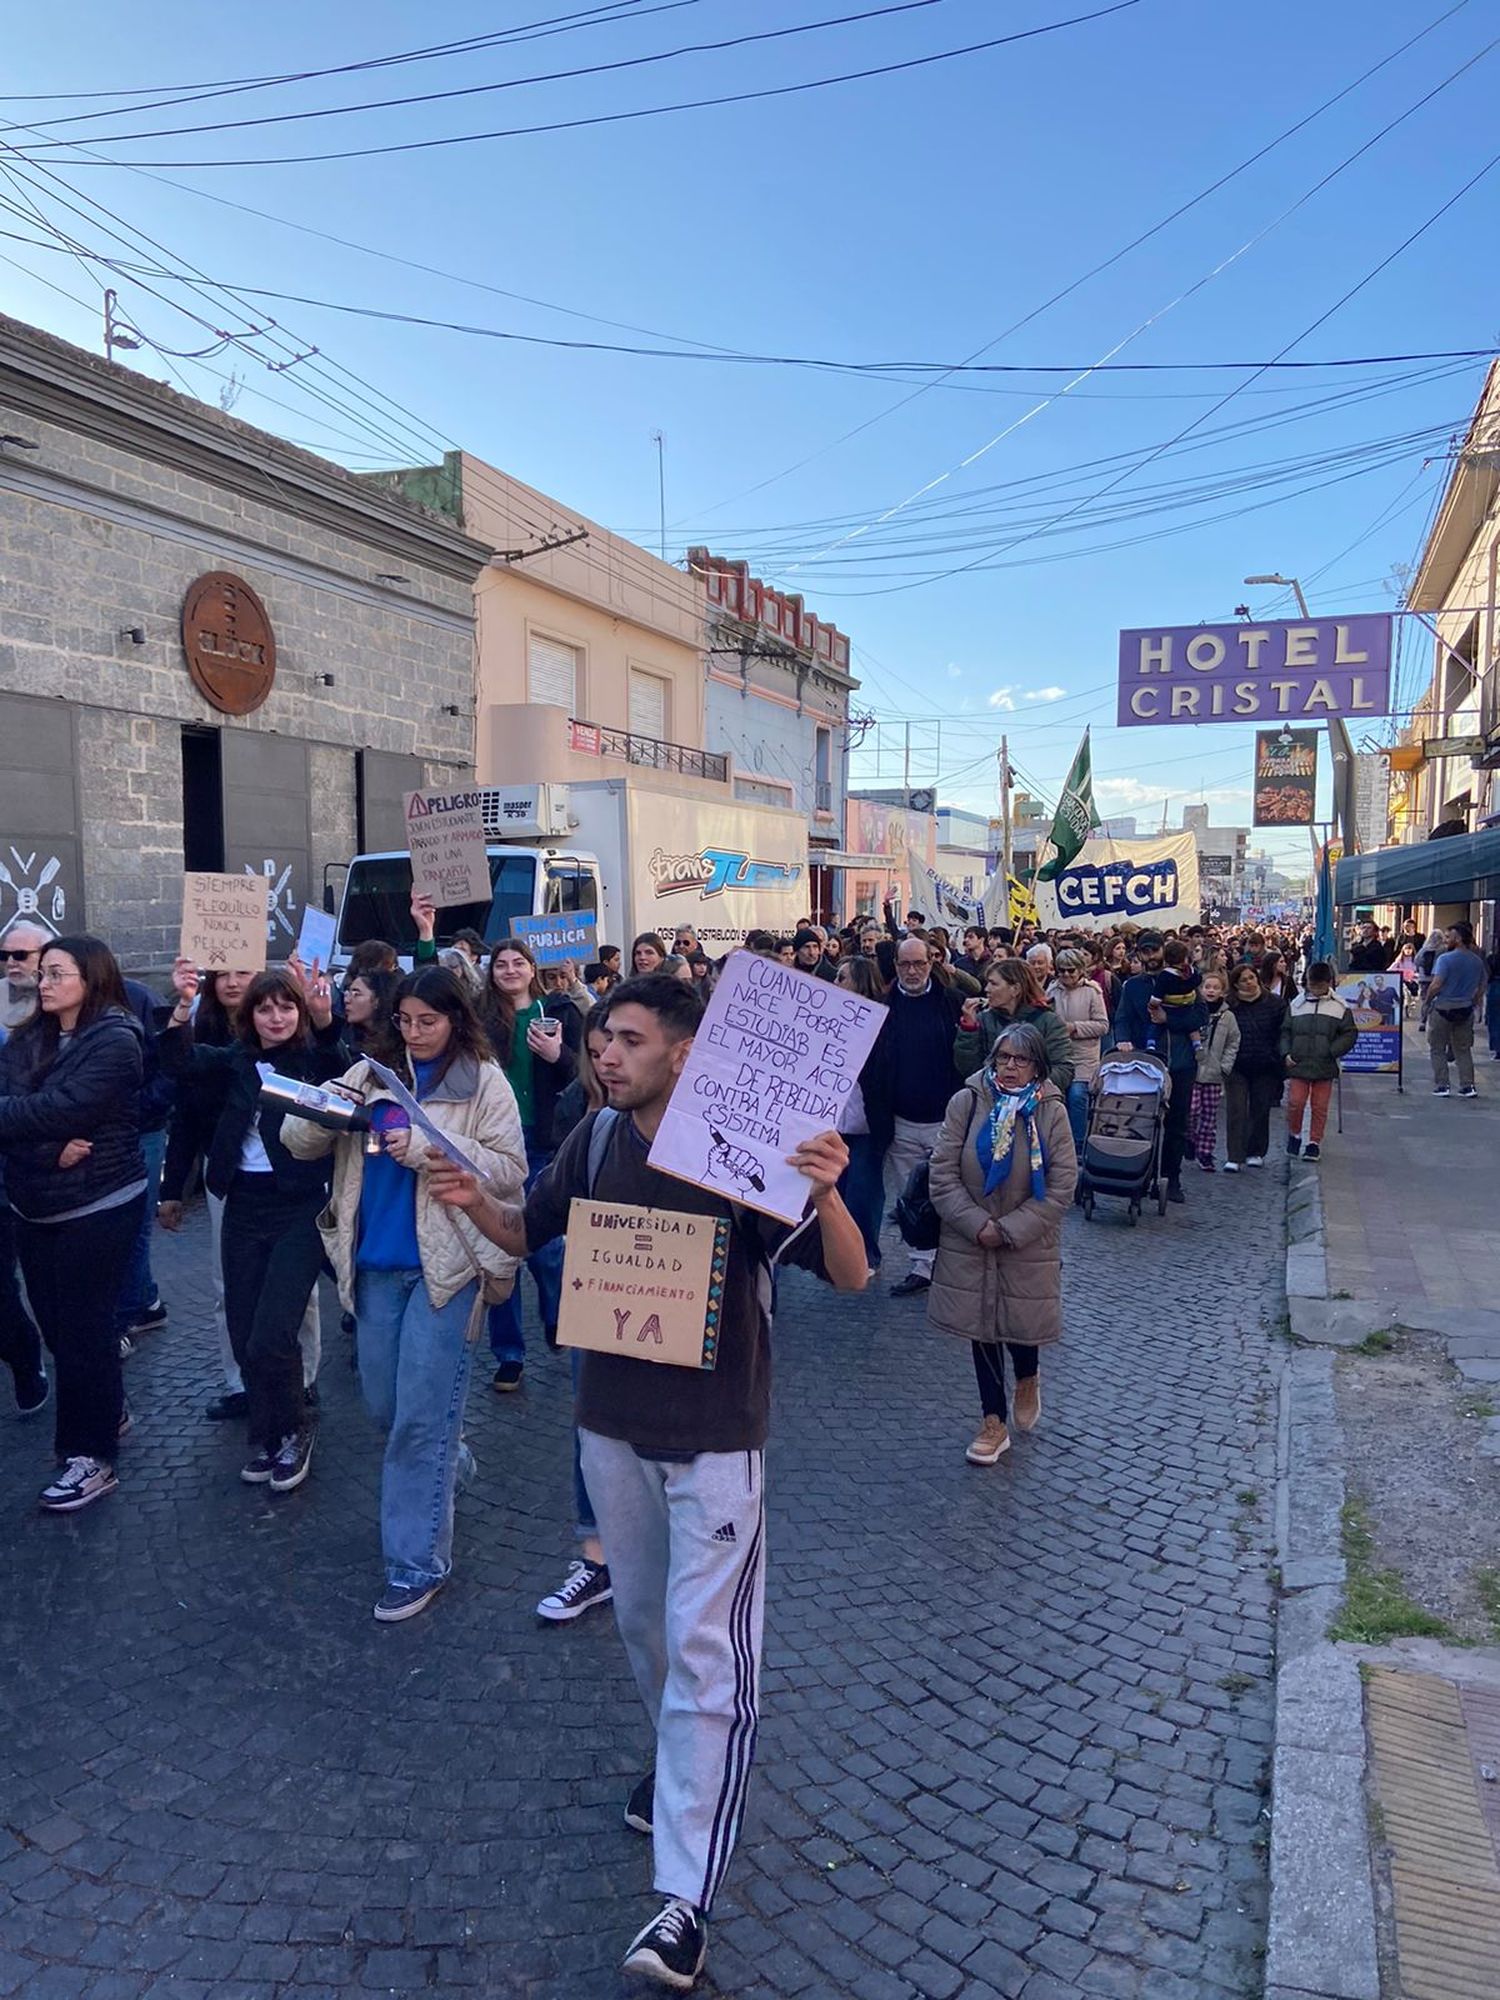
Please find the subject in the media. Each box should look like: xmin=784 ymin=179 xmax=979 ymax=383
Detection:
xmin=1265 ymin=1166 xmax=1381 ymax=2000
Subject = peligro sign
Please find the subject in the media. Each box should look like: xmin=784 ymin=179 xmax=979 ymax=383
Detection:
xmin=1117 ymin=614 xmax=1392 ymax=726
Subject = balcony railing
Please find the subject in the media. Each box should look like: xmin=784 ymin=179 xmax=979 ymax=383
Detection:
xmin=568 ymin=717 xmax=728 ymax=783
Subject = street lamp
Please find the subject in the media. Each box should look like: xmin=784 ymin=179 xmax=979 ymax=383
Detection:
xmin=1243 ymin=572 xmax=1311 ymax=618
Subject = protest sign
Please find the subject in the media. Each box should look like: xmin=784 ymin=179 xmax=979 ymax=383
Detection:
xmin=180 ymin=872 xmax=268 ymax=971
xmin=296 ymin=903 xmax=336 ymax=971
xmin=403 ymin=787 xmax=492 ymax=907
xmin=512 ymin=912 xmax=598 ymax=967
xmin=1336 ymin=973 xmax=1403 ymax=1076
xmin=647 ymin=948 xmax=884 ymax=1223
xmin=555 ymin=1201 xmax=729 ymax=1371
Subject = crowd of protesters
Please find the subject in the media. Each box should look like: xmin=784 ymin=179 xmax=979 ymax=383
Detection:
xmin=0 ymin=889 xmax=1488 ymax=1990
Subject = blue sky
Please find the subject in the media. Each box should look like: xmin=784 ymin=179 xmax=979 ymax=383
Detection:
xmin=4 ymin=0 xmax=1495 ymax=870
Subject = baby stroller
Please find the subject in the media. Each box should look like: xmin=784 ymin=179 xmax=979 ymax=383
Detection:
xmin=1078 ymin=1051 xmax=1172 ymax=1225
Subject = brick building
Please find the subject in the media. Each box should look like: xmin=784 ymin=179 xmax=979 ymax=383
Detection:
xmin=0 ymin=314 xmax=489 ymax=968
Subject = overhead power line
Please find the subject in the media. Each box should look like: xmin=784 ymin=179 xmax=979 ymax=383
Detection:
xmin=0 ymin=2 xmax=1144 ymax=167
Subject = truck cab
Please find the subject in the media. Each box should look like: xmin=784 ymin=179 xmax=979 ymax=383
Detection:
xmin=331 ymin=786 xmax=602 ymax=969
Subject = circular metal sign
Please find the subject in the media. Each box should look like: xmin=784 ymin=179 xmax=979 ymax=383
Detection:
xmin=181 ymin=572 xmax=276 ymax=715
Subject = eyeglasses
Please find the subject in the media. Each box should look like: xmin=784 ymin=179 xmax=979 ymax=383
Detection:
xmin=37 ymin=967 xmax=80 ymax=984
xmin=0 ymin=948 xmax=38 ymax=962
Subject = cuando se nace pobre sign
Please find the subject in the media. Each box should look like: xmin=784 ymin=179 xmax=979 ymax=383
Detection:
xmin=1117 ymin=614 xmax=1391 ymax=727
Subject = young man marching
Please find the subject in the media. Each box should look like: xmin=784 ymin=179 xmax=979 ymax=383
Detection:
xmin=427 ymin=973 xmax=867 ymax=1990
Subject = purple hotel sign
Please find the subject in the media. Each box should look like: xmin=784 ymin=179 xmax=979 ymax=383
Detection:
xmin=1117 ymin=614 xmax=1392 ymax=727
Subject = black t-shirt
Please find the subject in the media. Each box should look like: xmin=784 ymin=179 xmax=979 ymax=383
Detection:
xmin=524 ymin=1110 xmax=827 ymax=1456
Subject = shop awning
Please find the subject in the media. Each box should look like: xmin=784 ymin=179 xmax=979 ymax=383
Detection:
xmin=1335 ymin=827 xmax=1500 ymax=907
xmin=811 ymin=851 xmax=901 ymax=870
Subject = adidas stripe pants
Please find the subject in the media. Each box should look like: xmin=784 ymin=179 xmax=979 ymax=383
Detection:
xmin=579 ymin=1428 xmax=766 ymax=1913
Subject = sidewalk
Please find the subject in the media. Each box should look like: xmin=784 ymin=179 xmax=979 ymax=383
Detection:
xmin=1270 ymin=1020 xmax=1500 ymax=2000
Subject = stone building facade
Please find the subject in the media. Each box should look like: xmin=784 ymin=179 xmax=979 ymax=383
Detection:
xmin=0 ymin=314 xmax=489 ymax=968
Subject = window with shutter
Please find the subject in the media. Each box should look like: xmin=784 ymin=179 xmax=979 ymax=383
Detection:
xmin=528 ymin=633 xmax=580 ymax=712
xmin=628 ymin=668 xmax=669 ymax=742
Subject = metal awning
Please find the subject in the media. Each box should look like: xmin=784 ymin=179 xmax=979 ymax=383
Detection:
xmin=1335 ymin=828 xmax=1500 ymax=907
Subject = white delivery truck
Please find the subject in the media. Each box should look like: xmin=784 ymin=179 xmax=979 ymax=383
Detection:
xmin=330 ymin=779 xmax=810 ymax=967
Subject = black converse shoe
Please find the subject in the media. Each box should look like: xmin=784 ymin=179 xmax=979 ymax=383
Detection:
xmin=269 ymin=1428 xmax=315 ymax=1492
xmin=535 ymin=1558 xmax=613 ymax=1623
xmin=622 ymin=1899 xmax=706 ymax=1990
xmin=241 ymin=1444 xmax=278 ymax=1485
xmin=623 ymin=1770 xmax=654 ymax=1835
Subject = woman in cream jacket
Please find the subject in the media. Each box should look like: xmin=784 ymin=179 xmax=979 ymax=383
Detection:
xmin=283 ymin=967 xmax=526 ymax=1622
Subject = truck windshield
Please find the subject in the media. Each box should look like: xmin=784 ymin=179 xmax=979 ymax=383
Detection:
xmin=339 ymin=854 xmax=537 ymax=951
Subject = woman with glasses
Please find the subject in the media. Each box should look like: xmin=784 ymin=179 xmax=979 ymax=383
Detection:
xmin=927 ymin=1022 xmax=1076 ymax=1466
xmin=1046 ymin=950 xmax=1108 ymax=1159
xmin=0 ymin=936 xmax=145 ymax=1511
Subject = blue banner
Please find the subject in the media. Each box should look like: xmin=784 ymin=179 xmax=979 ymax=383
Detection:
xmin=512 ymin=913 xmax=598 ymax=968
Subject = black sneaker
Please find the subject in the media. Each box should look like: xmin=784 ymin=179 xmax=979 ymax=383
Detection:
xmin=1285 ymin=1135 xmax=1302 ymax=1156
xmin=622 ymin=1899 xmax=705 ymax=1990
xmin=888 ymin=1272 xmax=931 ymax=1298
xmin=374 ymin=1580 xmax=444 ymax=1623
xmin=125 ymin=1298 xmax=167 ymax=1338
xmin=205 ymin=1391 xmax=248 ymax=1421
xmin=536 ymin=1558 xmax=613 ymax=1623
xmin=303 ymin=1382 xmax=320 ymax=1411
xmin=1303 ymin=1143 xmax=1322 ymax=1162
xmin=269 ymin=1429 xmax=315 ymax=1492
xmin=492 ymin=1359 xmax=524 ymax=1393
xmin=39 ymin=1456 xmax=117 ymax=1513
xmin=1433 ymin=1086 xmax=1452 ymax=1097
xmin=14 ymin=1370 xmax=49 ymax=1417
xmin=1459 ymin=1086 xmax=1478 ymax=1099
xmin=241 ymin=1444 xmax=277 ymax=1485
xmin=1165 ymin=1181 xmax=1185 ymax=1205
xmin=624 ymin=1771 xmax=654 ymax=1836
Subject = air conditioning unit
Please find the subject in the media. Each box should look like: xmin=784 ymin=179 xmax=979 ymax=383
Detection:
xmin=478 ymin=784 xmax=570 ymax=838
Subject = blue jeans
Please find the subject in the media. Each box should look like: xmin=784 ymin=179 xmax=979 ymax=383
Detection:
xmin=487 ymin=1136 xmax=563 ymax=1363
xmin=355 ymin=1267 xmax=480 ymax=1589
xmin=116 ymin=1127 xmax=167 ymax=1327
xmin=838 ymin=1132 xmax=888 ymax=1269
xmin=1064 ymin=1080 xmax=1090 ymax=1155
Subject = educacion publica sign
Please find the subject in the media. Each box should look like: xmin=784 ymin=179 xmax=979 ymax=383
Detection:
xmin=1117 ymin=614 xmax=1391 ymax=727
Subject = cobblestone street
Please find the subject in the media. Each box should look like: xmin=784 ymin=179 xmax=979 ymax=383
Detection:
xmin=2 ymin=1163 xmax=1284 ymax=2000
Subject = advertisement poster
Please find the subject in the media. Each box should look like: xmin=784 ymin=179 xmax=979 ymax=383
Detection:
xmin=627 ymin=794 xmax=805 ymax=951
xmin=648 ymin=948 xmax=884 ymax=1223
xmin=1336 ymin=973 xmax=1402 ymax=1074
xmin=1031 ymin=833 xmax=1200 ymax=929
xmin=555 ymin=1201 xmax=729 ymax=1371
xmin=1253 ymin=730 xmax=1318 ymax=828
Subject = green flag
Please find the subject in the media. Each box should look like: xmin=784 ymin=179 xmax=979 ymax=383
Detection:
xmin=1035 ymin=729 xmax=1099 ymax=882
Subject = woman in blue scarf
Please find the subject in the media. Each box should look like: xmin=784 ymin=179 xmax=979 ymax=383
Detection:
xmin=926 ymin=1022 xmax=1077 ymax=1466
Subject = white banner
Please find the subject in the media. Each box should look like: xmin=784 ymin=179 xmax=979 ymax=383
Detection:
xmin=1031 ymin=832 xmax=1200 ymax=928
xmin=626 ymin=794 xmax=806 ymax=951
xmin=906 ymin=854 xmax=984 ymax=930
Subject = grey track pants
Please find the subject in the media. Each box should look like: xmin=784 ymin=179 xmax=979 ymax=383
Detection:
xmin=579 ymin=1428 xmax=766 ymax=1913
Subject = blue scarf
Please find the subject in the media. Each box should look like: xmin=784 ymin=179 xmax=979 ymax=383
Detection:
xmin=975 ymin=1080 xmax=1046 ymax=1199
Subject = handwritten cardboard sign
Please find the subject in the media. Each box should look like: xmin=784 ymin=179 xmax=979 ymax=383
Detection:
xmin=180 ymin=872 xmax=268 ymax=972
xmin=647 ymin=948 xmax=884 ymax=1223
xmin=555 ymin=1200 xmax=729 ymax=1370
xmin=512 ymin=912 xmax=598 ymax=967
xmin=295 ymin=903 xmax=336 ymax=971
xmin=403 ymin=787 xmax=492 ymax=908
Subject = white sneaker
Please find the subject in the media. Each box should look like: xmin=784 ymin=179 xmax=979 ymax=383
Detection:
xmin=1222 ymin=1161 xmax=1241 ymax=1173
xmin=40 ymin=1456 xmax=117 ymax=1512
xmin=1246 ymin=1156 xmax=1265 ymax=1168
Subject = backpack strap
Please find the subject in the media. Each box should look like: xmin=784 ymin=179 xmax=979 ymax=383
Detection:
xmin=586 ymin=1106 xmax=621 ymax=1196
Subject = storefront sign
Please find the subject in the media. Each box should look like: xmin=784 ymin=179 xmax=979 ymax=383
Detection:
xmin=182 ymin=572 xmax=277 ymax=715
xmin=555 ymin=1201 xmax=729 ymax=1371
xmin=1337 ymin=972 xmax=1402 ymax=1074
xmin=1117 ymin=615 xmax=1391 ymax=726
xmin=648 ymin=948 xmax=884 ymax=1222
xmin=512 ymin=912 xmax=597 ymax=967
xmin=403 ymin=787 xmax=492 ymax=907
xmin=1253 ymin=729 xmax=1318 ymax=827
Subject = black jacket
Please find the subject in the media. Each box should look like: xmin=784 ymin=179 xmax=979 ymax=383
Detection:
xmin=1230 ymin=992 xmax=1288 ymax=1078
xmin=159 ymin=1020 xmax=234 ymax=1204
xmin=160 ymin=1022 xmax=347 ymax=1201
xmin=0 ymin=1010 xmax=145 ymax=1221
xmin=122 ymin=978 xmax=175 ymax=1134
xmin=860 ymin=982 xmax=967 ymax=1149
xmin=1347 ymin=939 xmax=1394 ymax=973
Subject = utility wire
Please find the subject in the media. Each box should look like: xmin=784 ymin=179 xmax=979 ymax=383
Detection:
xmin=2 ymin=3 xmax=1143 ymax=167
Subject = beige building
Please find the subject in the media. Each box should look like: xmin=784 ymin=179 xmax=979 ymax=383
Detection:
xmin=368 ymin=452 xmax=725 ymax=800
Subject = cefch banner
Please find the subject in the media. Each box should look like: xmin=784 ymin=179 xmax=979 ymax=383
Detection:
xmin=1032 ymin=832 xmax=1200 ymax=928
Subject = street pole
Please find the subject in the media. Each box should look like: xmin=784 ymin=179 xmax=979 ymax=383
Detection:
xmin=651 ymin=431 xmax=666 ymax=561
xmin=998 ymin=735 xmax=1013 ymax=904
xmin=1246 ymin=569 xmax=1360 ymax=854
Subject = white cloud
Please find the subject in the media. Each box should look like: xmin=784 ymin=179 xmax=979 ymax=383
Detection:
xmin=987 ymin=687 xmax=1017 ymax=711
xmin=946 ymin=663 xmax=963 ymax=679
xmin=1093 ymin=777 xmax=1251 ymax=811
xmin=1023 ymin=686 xmax=1067 ymax=703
